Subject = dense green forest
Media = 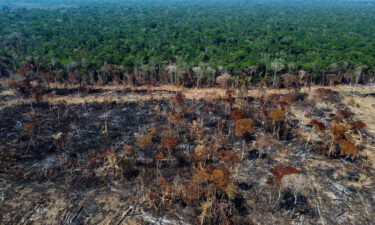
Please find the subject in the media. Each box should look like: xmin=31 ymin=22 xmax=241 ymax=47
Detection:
xmin=1 ymin=0 xmax=375 ymax=86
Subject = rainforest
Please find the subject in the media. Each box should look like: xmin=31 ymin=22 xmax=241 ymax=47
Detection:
xmin=1 ymin=0 xmax=375 ymax=85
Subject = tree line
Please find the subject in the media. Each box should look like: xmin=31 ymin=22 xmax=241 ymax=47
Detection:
xmin=1 ymin=0 xmax=375 ymax=87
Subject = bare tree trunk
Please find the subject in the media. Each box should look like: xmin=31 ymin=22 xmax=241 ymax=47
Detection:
xmin=355 ymin=72 xmax=362 ymax=85
xmin=338 ymin=70 xmax=343 ymax=83
xmin=272 ymin=71 xmax=277 ymax=88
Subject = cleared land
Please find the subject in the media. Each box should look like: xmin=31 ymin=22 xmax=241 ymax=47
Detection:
xmin=0 ymin=80 xmax=374 ymax=224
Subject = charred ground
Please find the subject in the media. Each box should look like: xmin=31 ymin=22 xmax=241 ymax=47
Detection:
xmin=0 ymin=81 xmax=374 ymax=224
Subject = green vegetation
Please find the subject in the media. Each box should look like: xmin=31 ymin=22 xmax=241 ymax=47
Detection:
xmin=1 ymin=0 xmax=375 ymax=85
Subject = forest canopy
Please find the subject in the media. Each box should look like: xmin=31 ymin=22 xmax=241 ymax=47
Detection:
xmin=1 ymin=0 xmax=375 ymax=85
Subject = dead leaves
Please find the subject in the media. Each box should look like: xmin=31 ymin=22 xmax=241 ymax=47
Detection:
xmin=310 ymin=119 xmax=326 ymax=132
xmin=330 ymin=121 xmax=361 ymax=159
xmin=231 ymin=109 xmax=246 ymax=120
xmin=211 ymin=168 xmax=230 ymax=188
xmin=267 ymin=165 xmax=301 ymax=187
xmin=332 ymin=124 xmax=346 ymax=137
xmin=157 ymin=176 xmax=173 ymax=193
xmin=270 ymin=109 xmax=286 ymax=123
xmin=192 ymin=162 xmax=231 ymax=188
xmin=219 ymin=150 xmax=240 ymax=164
xmin=235 ymin=119 xmax=254 ymax=136
xmin=161 ymin=137 xmax=178 ymax=150
xmin=135 ymin=128 xmax=157 ymax=150
xmin=194 ymin=145 xmax=212 ymax=160
xmin=337 ymin=139 xmax=358 ymax=159
xmin=123 ymin=145 xmax=133 ymax=154
xmin=135 ymin=134 xmax=153 ymax=150
xmin=192 ymin=162 xmax=211 ymax=184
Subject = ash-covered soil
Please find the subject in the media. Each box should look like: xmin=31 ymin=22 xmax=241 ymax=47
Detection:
xmin=0 ymin=83 xmax=374 ymax=225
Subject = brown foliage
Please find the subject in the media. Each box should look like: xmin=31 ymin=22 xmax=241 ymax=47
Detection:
xmin=280 ymin=94 xmax=295 ymax=104
xmin=270 ymin=109 xmax=286 ymax=123
xmin=123 ymin=145 xmax=133 ymax=153
xmin=337 ymin=139 xmax=358 ymax=159
xmin=135 ymin=128 xmax=157 ymax=150
xmin=181 ymin=182 xmax=201 ymax=201
xmin=161 ymin=137 xmax=178 ymax=150
xmin=194 ymin=145 xmax=212 ymax=160
xmin=175 ymin=93 xmax=185 ymax=105
xmin=211 ymin=168 xmax=230 ymax=188
xmin=192 ymin=162 xmax=230 ymax=188
xmin=315 ymin=88 xmax=340 ymax=102
xmin=167 ymin=112 xmax=183 ymax=124
xmin=135 ymin=134 xmax=153 ymax=149
xmin=219 ymin=150 xmax=240 ymax=164
xmin=230 ymin=109 xmax=246 ymax=120
xmin=147 ymin=127 xmax=157 ymax=137
xmin=350 ymin=120 xmax=366 ymax=133
xmin=170 ymin=93 xmax=186 ymax=107
xmin=192 ymin=162 xmax=211 ymax=184
xmin=267 ymin=165 xmax=300 ymax=187
xmin=157 ymin=176 xmax=173 ymax=193
xmin=235 ymin=119 xmax=254 ymax=136
xmin=310 ymin=119 xmax=326 ymax=132
xmin=337 ymin=109 xmax=353 ymax=119
xmin=11 ymin=78 xmax=44 ymax=102
xmin=332 ymin=124 xmax=346 ymax=137
xmin=155 ymin=152 xmax=165 ymax=161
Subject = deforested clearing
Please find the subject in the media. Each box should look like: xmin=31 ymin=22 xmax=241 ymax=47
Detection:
xmin=0 ymin=80 xmax=374 ymax=224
